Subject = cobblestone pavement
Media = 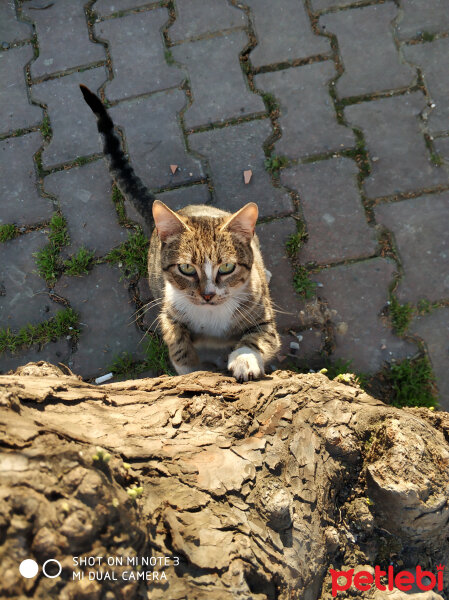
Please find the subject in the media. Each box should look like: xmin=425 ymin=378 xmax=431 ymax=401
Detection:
xmin=1 ymin=0 xmax=448 ymax=408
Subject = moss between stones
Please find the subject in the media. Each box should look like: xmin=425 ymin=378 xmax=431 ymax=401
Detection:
xmin=0 ymin=308 xmax=79 ymax=354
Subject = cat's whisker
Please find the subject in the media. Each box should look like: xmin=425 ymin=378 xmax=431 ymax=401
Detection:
xmin=129 ymin=298 xmax=163 ymax=322
xmin=235 ymin=293 xmax=294 ymax=316
xmin=138 ymin=314 xmax=162 ymax=345
xmin=233 ymin=304 xmax=261 ymax=330
xmin=133 ymin=297 xmax=164 ymax=316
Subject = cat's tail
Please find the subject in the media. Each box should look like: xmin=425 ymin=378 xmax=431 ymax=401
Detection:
xmin=79 ymin=84 xmax=154 ymax=225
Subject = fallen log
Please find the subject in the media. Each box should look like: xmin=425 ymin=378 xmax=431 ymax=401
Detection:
xmin=0 ymin=362 xmax=448 ymax=600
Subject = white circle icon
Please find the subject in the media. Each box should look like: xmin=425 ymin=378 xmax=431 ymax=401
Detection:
xmin=19 ymin=559 xmax=39 ymax=578
xmin=42 ymin=559 xmax=62 ymax=579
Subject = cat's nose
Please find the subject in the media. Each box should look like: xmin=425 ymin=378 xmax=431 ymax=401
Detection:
xmin=202 ymin=292 xmax=216 ymax=302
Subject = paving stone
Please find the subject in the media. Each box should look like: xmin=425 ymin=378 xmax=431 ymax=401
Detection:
xmin=125 ymin=183 xmax=211 ymax=234
xmin=0 ymin=340 xmax=72 ymax=375
xmin=402 ymin=38 xmax=449 ymax=133
xmin=256 ymin=218 xmax=305 ymax=331
xmin=23 ymin=0 xmax=105 ymax=79
xmin=172 ymin=31 xmax=265 ymax=129
xmin=94 ymin=0 xmax=153 ymax=17
xmin=281 ymin=158 xmax=377 ymax=265
xmin=0 ymin=132 xmax=53 ymax=226
xmin=0 ymin=1 xmax=32 ymax=44
xmin=169 ymin=0 xmax=246 ymax=42
xmin=396 ymin=0 xmax=449 ymax=41
xmin=0 ymin=231 xmax=56 ymax=331
xmin=189 ymin=120 xmax=293 ymax=218
xmin=320 ymin=4 xmax=415 ymax=97
xmin=254 ymin=63 xmax=355 ymax=158
xmin=375 ymin=193 xmax=449 ymax=304
xmin=0 ymin=45 xmax=42 ymax=135
xmin=314 ymin=258 xmax=417 ymax=373
xmin=409 ymin=307 xmax=449 ymax=410
xmin=245 ymin=0 xmax=330 ymax=68
xmin=345 ymin=93 xmax=448 ymax=199
xmin=109 ymin=89 xmax=204 ymax=190
xmin=53 ymin=264 xmax=145 ymax=378
xmin=96 ymin=9 xmax=183 ymax=102
xmin=44 ymin=160 xmax=128 ymax=258
xmin=32 ymin=67 xmax=108 ymax=167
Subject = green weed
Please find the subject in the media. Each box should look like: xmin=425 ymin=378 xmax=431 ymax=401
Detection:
xmin=286 ymin=222 xmax=307 ymax=257
xmin=63 ymin=247 xmax=95 ymax=276
xmin=164 ymin=50 xmax=175 ymax=65
xmin=386 ymin=356 xmax=437 ymax=408
xmin=321 ymin=358 xmax=368 ymax=388
xmin=41 ymin=115 xmax=51 ymax=139
xmin=143 ymin=334 xmax=173 ymax=375
xmin=0 ymin=224 xmax=18 ymax=243
xmin=73 ymin=156 xmax=91 ymax=167
xmin=264 ymin=155 xmax=289 ymax=175
xmin=0 ymin=308 xmax=79 ymax=353
xmin=261 ymin=92 xmax=279 ymax=114
xmin=48 ymin=212 xmax=69 ymax=247
xmin=34 ymin=213 xmax=69 ymax=284
xmin=108 ymin=334 xmax=174 ymax=379
xmin=430 ymin=152 xmax=442 ymax=166
xmin=417 ymin=299 xmax=438 ymax=314
xmin=35 ymin=245 xmax=59 ymax=283
xmin=389 ymin=295 xmax=413 ymax=335
xmin=421 ymin=31 xmax=436 ymax=42
xmin=345 ymin=130 xmax=370 ymax=178
xmin=111 ymin=184 xmax=127 ymax=223
xmin=106 ymin=229 xmax=148 ymax=279
xmin=293 ymin=266 xmax=317 ymax=299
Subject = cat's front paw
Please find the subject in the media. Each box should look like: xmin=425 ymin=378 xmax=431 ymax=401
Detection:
xmin=227 ymin=347 xmax=265 ymax=383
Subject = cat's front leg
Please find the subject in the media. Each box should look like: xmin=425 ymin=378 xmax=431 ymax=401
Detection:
xmin=159 ymin=312 xmax=200 ymax=375
xmin=228 ymin=321 xmax=280 ymax=383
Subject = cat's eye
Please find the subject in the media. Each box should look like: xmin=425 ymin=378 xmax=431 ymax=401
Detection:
xmin=218 ymin=263 xmax=235 ymax=274
xmin=178 ymin=263 xmax=196 ymax=276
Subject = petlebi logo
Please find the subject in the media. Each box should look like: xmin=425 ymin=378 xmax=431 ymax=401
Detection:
xmin=329 ymin=564 xmax=445 ymax=596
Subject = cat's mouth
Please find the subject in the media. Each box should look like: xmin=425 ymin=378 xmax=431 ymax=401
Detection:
xmin=190 ymin=297 xmax=226 ymax=306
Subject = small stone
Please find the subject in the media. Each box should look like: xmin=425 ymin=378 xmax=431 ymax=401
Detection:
xmin=290 ymin=342 xmax=300 ymax=351
xmin=243 ymin=169 xmax=252 ymax=184
xmin=170 ymin=164 xmax=178 ymax=174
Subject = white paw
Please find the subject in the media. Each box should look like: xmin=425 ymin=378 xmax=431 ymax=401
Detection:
xmin=227 ymin=346 xmax=264 ymax=382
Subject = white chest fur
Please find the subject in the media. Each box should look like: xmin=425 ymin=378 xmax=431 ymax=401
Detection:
xmin=165 ymin=282 xmax=235 ymax=338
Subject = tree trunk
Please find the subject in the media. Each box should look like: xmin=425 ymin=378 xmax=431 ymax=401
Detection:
xmin=0 ymin=361 xmax=448 ymax=600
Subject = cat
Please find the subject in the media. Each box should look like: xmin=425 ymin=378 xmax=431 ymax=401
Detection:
xmin=80 ymin=84 xmax=280 ymax=381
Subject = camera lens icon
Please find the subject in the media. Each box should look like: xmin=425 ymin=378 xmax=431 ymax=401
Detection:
xmin=43 ymin=559 xmax=62 ymax=578
xmin=19 ymin=559 xmax=62 ymax=579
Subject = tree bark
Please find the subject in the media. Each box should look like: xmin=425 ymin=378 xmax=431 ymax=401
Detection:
xmin=0 ymin=361 xmax=448 ymax=600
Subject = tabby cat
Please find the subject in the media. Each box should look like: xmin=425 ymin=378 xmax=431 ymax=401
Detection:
xmin=80 ymin=84 xmax=280 ymax=381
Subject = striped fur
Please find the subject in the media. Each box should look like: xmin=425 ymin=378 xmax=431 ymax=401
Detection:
xmin=79 ymin=84 xmax=154 ymax=224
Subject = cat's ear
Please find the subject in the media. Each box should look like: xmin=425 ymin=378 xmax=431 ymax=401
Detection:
xmin=220 ymin=202 xmax=258 ymax=240
xmin=153 ymin=200 xmax=191 ymax=241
